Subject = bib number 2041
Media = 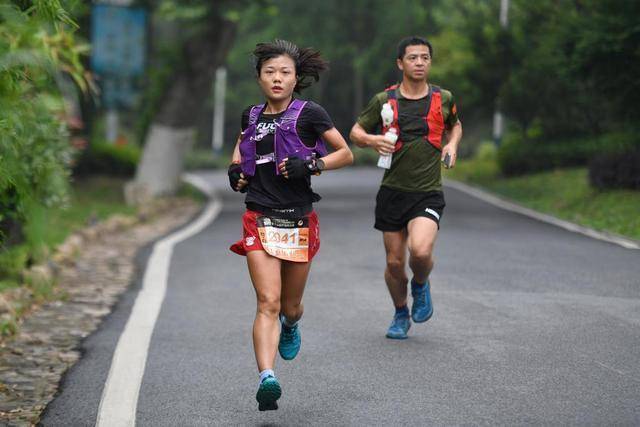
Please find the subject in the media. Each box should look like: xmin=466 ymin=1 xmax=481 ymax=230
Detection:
xmin=256 ymin=216 xmax=310 ymax=262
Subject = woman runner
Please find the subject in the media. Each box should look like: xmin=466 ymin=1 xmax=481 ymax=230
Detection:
xmin=228 ymin=40 xmax=353 ymax=411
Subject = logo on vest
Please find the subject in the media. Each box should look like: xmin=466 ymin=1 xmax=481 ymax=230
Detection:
xmin=255 ymin=121 xmax=277 ymax=141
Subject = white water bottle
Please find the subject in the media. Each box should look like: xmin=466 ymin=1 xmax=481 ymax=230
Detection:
xmin=378 ymin=102 xmax=396 ymax=169
xmin=377 ymin=127 xmax=398 ymax=169
xmin=381 ymin=102 xmax=394 ymax=126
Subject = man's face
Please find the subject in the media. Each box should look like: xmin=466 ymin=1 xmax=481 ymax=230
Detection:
xmin=397 ymin=44 xmax=431 ymax=82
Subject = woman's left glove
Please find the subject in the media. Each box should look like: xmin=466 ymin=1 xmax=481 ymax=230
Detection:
xmin=282 ymin=157 xmax=324 ymax=179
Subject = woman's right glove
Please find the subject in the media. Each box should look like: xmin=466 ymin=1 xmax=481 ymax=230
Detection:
xmin=228 ymin=163 xmax=248 ymax=193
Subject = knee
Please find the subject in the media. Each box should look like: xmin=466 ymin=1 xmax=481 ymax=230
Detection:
xmin=281 ymin=301 xmax=303 ymax=320
xmin=386 ymin=257 xmax=406 ymax=277
xmin=256 ymin=293 xmax=280 ymax=318
xmin=409 ymin=246 xmax=433 ymax=265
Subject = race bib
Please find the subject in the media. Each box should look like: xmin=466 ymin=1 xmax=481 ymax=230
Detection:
xmin=256 ymin=216 xmax=309 ymax=262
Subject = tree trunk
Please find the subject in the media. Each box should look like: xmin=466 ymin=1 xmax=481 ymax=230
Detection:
xmin=353 ymin=65 xmax=364 ymax=120
xmin=0 ymin=217 xmax=24 ymax=247
xmin=129 ymin=17 xmax=236 ymax=202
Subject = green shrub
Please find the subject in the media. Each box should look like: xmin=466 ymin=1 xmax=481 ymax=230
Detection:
xmin=0 ymin=245 xmax=30 ymax=285
xmin=0 ymin=1 xmax=88 ymax=281
xmin=1 ymin=94 xmax=74 ymax=246
xmin=73 ymin=142 xmax=141 ymax=177
xmin=497 ymin=131 xmax=639 ymax=176
xmin=475 ymin=141 xmax=497 ymax=161
xmin=589 ymin=147 xmax=640 ymax=190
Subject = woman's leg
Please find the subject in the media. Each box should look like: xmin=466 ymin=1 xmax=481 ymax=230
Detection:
xmin=276 ymin=260 xmax=312 ymax=360
xmin=280 ymin=260 xmax=312 ymax=322
xmin=247 ymin=250 xmax=282 ymax=372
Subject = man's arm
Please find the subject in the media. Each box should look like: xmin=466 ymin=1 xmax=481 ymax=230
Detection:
xmin=350 ymin=93 xmax=397 ymax=155
xmin=349 ymin=123 xmax=396 ymax=155
xmin=441 ymin=120 xmax=462 ymax=168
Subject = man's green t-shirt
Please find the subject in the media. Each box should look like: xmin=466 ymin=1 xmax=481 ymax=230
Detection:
xmin=357 ymin=84 xmax=459 ymax=192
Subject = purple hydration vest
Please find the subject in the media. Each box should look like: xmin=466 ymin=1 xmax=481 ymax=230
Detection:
xmin=239 ymin=99 xmax=328 ymax=177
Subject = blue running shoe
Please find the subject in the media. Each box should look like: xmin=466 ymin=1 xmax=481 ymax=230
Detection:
xmin=386 ymin=312 xmax=411 ymax=339
xmin=411 ymin=280 xmax=433 ymax=323
xmin=256 ymin=376 xmax=281 ymax=411
xmin=278 ymin=318 xmax=301 ymax=360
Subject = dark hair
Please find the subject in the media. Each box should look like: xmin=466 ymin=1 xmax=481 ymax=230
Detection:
xmin=253 ymin=39 xmax=329 ymax=93
xmin=397 ymin=36 xmax=433 ymax=59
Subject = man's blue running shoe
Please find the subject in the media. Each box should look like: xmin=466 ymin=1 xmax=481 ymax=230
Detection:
xmin=411 ymin=280 xmax=433 ymax=323
xmin=278 ymin=318 xmax=301 ymax=360
xmin=256 ymin=376 xmax=281 ymax=411
xmin=386 ymin=312 xmax=411 ymax=339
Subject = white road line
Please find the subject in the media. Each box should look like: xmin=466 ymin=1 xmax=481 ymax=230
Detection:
xmin=445 ymin=179 xmax=640 ymax=250
xmin=96 ymin=176 xmax=221 ymax=427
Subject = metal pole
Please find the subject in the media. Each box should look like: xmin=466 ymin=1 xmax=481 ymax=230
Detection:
xmin=494 ymin=0 xmax=509 ymax=146
xmin=500 ymin=0 xmax=509 ymax=27
xmin=106 ymin=109 xmax=119 ymax=143
xmin=212 ymin=66 xmax=227 ymax=155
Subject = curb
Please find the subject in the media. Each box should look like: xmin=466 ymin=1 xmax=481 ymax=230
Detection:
xmin=444 ymin=179 xmax=640 ymax=251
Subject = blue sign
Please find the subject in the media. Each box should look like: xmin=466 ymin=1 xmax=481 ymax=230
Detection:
xmin=91 ymin=4 xmax=146 ymax=76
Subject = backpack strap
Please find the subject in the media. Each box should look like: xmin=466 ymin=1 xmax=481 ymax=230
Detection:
xmin=425 ymin=85 xmax=444 ymax=151
xmin=248 ymin=104 xmax=264 ymax=126
xmin=281 ymin=99 xmax=306 ymax=123
xmin=382 ymin=85 xmax=403 ymax=152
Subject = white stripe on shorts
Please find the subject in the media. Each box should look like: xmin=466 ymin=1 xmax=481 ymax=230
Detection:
xmin=425 ymin=208 xmax=440 ymax=221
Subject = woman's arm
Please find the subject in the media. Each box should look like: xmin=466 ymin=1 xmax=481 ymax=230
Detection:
xmin=318 ymin=127 xmax=354 ymax=170
xmin=231 ymin=131 xmax=242 ymax=164
xmin=277 ymin=127 xmax=353 ymax=178
xmin=229 ymin=130 xmax=249 ymax=191
xmin=278 ymin=126 xmax=353 ymax=179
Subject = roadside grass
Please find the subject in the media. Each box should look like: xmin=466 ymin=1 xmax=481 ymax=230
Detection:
xmin=0 ymin=175 xmax=206 ymax=337
xmin=0 ymin=177 xmax=135 ymax=291
xmin=184 ymin=148 xmax=232 ymax=170
xmin=46 ymin=176 xmax=137 ymax=247
xmin=444 ymin=159 xmax=640 ymax=241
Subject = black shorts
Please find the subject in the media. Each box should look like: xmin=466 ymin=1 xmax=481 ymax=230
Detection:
xmin=374 ymin=186 xmax=445 ymax=231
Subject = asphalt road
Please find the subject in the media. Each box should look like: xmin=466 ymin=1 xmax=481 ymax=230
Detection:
xmin=41 ymin=168 xmax=640 ymax=426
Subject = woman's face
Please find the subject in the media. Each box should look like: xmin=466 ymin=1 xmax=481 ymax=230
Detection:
xmin=257 ymin=54 xmax=297 ymax=102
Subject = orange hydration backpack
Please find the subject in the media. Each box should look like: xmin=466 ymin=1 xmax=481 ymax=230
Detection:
xmin=382 ymin=84 xmax=445 ymax=153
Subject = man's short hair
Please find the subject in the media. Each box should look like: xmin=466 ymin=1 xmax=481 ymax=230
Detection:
xmin=397 ymin=36 xmax=433 ymax=59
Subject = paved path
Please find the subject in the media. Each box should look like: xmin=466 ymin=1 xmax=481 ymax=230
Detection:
xmin=41 ymin=168 xmax=640 ymax=426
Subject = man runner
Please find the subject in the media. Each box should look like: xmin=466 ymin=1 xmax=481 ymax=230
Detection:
xmin=350 ymin=36 xmax=462 ymax=339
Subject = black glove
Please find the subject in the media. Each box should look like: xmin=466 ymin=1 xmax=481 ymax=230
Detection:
xmin=284 ymin=157 xmax=323 ymax=179
xmin=228 ymin=163 xmax=247 ymax=192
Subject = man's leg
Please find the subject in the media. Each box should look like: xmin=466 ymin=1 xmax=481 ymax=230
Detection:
xmin=407 ymin=217 xmax=438 ymax=282
xmin=407 ymin=217 xmax=438 ymax=323
xmin=383 ymin=230 xmax=409 ymax=307
xmin=383 ymin=230 xmax=412 ymax=339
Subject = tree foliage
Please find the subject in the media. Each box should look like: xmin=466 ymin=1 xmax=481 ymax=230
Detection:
xmin=222 ymin=0 xmax=639 ymax=170
xmin=0 ymin=0 xmax=88 ymax=249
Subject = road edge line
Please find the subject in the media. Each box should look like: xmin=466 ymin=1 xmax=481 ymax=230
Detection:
xmin=96 ymin=174 xmax=221 ymax=426
xmin=444 ymin=179 xmax=640 ymax=250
